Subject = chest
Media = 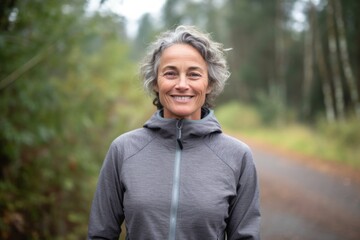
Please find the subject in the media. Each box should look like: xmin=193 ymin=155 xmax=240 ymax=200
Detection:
xmin=121 ymin=145 xmax=237 ymax=222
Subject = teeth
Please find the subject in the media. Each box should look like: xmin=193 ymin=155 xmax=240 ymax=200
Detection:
xmin=173 ymin=96 xmax=191 ymax=100
xmin=173 ymin=96 xmax=192 ymax=102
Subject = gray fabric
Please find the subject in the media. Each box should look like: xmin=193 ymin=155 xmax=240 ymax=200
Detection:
xmin=88 ymin=109 xmax=261 ymax=240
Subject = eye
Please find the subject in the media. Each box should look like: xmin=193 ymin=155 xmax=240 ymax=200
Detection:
xmin=162 ymin=71 xmax=178 ymax=79
xmin=187 ymin=72 xmax=202 ymax=80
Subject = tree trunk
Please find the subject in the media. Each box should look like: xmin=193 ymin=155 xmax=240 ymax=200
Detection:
xmin=302 ymin=2 xmax=315 ymax=119
xmin=331 ymin=0 xmax=360 ymax=118
xmin=313 ymin=0 xmax=336 ymax=122
xmin=273 ymin=0 xmax=286 ymax=112
xmin=327 ymin=0 xmax=345 ymax=120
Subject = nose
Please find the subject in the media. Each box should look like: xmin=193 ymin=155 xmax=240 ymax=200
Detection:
xmin=175 ymin=74 xmax=189 ymax=90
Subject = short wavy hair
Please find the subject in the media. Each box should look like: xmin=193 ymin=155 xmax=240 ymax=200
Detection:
xmin=140 ymin=25 xmax=231 ymax=109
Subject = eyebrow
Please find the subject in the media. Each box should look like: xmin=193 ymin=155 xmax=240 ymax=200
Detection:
xmin=188 ymin=66 xmax=205 ymax=72
xmin=161 ymin=65 xmax=205 ymax=72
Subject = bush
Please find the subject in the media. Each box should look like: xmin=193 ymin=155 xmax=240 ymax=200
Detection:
xmin=215 ymin=101 xmax=262 ymax=131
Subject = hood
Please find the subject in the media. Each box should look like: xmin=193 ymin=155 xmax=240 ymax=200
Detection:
xmin=143 ymin=108 xmax=222 ymax=147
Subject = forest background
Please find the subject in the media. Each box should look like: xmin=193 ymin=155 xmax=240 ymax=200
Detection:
xmin=1 ymin=0 xmax=359 ymax=239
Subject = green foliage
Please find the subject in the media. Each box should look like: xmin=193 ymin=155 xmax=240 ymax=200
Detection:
xmin=0 ymin=1 xmax=152 ymax=239
xmin=1 ymin=0 xmax=360 ymax=238
xmin=215 ymin=101 xmax=261 ymax=131
xmin=216 ymin=92 xmax=294 ymax=129
xmin=254 ymin=89 xmax=297 ymax=126
xmin=217 ymin=102 xmax=360 ymax=168
xmin=318 ymin=117 xmax=360 ymax=149
xmin=132 ymin=13 xmax=158 ymax=61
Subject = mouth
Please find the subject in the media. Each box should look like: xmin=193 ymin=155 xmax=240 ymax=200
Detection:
xmin=171 ymin=95 xmax=193 ymax=102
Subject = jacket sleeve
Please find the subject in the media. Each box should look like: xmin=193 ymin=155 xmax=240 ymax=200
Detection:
xmin=226 ymin=150 xmax=261 ymax=240
xmin=88 ymin=141 xmax=125 ymax=240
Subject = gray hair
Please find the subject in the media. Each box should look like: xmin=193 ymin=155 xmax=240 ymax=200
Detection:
xmin=140 ymin=25 xmax=230 ymax=109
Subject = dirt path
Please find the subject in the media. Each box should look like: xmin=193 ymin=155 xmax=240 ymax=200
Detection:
xmin=247 ymin=139 xmax=360 ymax=240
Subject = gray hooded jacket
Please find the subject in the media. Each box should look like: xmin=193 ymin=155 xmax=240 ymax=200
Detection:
xmin=88 ymin=109 xmax=260 ymax=240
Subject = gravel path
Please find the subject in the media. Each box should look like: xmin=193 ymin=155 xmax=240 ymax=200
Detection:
xmin=252 ymin=145 xmax=360 ymax=240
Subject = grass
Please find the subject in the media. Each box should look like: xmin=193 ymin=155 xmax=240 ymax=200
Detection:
xmin=215 ymin=102 xmax=360 ymax=169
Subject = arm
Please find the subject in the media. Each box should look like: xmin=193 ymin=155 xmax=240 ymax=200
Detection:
xmin=226 ymin=151 xmax=261 ymax=240
xmin=88 ymin=142 xmax=125 ymax=240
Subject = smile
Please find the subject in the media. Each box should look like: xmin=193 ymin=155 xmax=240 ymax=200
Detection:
xmin=172 ymin=96 xmax=193 ymax=102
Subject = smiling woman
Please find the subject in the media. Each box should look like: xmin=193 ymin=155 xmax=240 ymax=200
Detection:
xmin=141 ymin=25 xmax=231 ymax=110
xmin=155 ymin=44 xmax=210 ymax=120
xmin=88 ymin=25 xmax=261 ymax=240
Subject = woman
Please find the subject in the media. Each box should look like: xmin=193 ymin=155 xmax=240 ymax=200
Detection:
xmin=88 ymin=25 xmax=261 ymax=240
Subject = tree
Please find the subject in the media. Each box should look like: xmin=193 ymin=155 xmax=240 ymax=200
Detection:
xmin=302 ymin=0 xmax=315 ymax=119
xmin=163 ymin=0 xmax=184 ymax=28
xmin=132 ymin=13 xmax=157 ymax=60
xmin=331 ymin=0 xmax=360 ymax=118
xmin=326 ymin=0 xmax=345 ymax=120
xmin=0 ymin=1 xmax=148 ymax=239
xmin=312 ymin=0 xmax=336 ymax=122
xmin=157 ymin=0 xmax=360 ymax=122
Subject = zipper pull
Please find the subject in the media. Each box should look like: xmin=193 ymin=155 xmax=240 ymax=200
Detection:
xmin=176 ymin=119 xmax=183 ymax=150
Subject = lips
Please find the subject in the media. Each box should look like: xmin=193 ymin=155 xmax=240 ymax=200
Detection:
xmin=171 ymin=95 xmax=193 ymax=102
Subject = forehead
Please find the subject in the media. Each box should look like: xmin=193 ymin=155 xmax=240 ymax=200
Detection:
xmin=159 ymin=44 xmax=206 ymax=67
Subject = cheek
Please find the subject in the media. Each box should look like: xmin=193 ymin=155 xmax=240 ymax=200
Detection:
xmin=206 ymin=83 xmax=212 ymax=94
xmin=199 ymin=82 xmax=211 ymax=95
xmin=157 ymin=79 xmax=176 ymax=92
xmin=205 ymin=78 xmax=212 ymax=93
xmin=156 ymin=82 xmax=166 ymax=93
xmin=154 ymin=78 xmax=165 ymax=93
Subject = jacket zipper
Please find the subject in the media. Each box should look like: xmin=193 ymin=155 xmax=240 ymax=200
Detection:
xmin=168 ymin=119 xmax=183 ymax=240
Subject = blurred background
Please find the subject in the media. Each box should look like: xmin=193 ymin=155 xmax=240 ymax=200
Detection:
xmin=1 ymin=0 xmax=359 ymax=239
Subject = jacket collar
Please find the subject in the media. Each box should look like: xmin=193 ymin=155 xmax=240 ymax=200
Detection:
xmin=143 ymin=108 xmax=222 ymax=145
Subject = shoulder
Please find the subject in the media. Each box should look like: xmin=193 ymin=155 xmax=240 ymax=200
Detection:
xmin=110 ymin=127 xmax=156 ymax=159
xmin=205 ymin=132 xmax=254 ymax=172
xmin=208 ymin=132 xmax=252 ymax=156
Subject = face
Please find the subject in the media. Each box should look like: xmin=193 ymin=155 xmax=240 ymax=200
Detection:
xmin=155 ymin=44 xmax=211 ymax=120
